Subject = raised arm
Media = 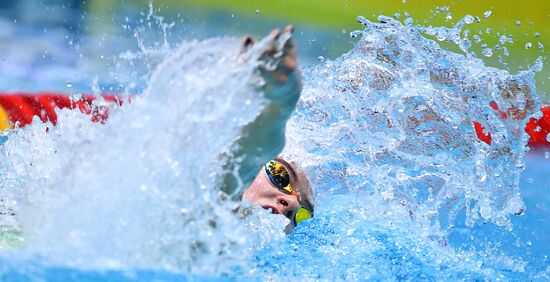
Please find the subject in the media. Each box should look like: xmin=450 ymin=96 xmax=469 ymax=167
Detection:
xmin=221 ymin=25 xmax=302 ymax=198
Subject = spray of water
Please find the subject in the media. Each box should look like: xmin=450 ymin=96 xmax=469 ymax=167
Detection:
xmin=284 ymin=15 xmax=541 ymax=230
xmin=0 ymin=35 xmax=291 ymax=274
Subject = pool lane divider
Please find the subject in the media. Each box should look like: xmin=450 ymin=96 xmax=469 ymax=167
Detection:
xmin=0 ymin=93 xmax=127 ymax=131
xmin=0 ymin=93 xmax=548 ymax=150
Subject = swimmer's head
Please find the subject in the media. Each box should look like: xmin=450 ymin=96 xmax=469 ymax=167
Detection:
xmin=242 ymin=157 xmax=314 ymax=231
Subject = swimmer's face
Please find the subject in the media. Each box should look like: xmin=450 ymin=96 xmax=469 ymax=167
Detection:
xmin=242 ymin=170 xmax=301 ymax=219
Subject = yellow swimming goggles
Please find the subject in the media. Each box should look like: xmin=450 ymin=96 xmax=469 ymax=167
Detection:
xmin=264 ymin=160 xmax=312 ymax=226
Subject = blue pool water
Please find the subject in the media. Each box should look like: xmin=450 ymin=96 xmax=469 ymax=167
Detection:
xmin=0 ymin=3 xmax=549 ymax=282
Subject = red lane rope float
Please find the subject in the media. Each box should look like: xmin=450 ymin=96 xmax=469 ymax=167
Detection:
xmin=473 ymin=121 xmax=492 ymax=145
xmin=0 ymin=95 xmax=36 ymax=127
xmin=0 ymin=93 xmax=128 ymax=131
xmin=525 ymin=106 xmax=550 ymax=149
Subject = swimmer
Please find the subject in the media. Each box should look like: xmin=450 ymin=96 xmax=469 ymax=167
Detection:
xmin=221 ymin=25 xmax=314 ymax=230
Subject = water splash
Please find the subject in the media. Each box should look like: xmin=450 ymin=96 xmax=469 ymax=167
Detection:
xmin=0 ymin=36 xmax=284 ymax=274
xmin=284 ymin=15 xmax=541 ymax=231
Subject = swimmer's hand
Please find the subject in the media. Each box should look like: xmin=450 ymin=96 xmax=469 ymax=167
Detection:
xmin=241 ymin=25 xmax=301 ymax=102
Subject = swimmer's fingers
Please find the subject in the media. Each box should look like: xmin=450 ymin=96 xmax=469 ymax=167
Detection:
xmin=259 ymin=28 xmax=281 ymax=62
xmin=279 ymin=25 xmax=297 ymax=72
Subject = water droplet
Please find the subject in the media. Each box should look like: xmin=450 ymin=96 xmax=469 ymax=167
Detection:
xmin=462 ymin=38 xmax=472 ymax=50
xmin=547 ymin=133 xmax=550 ymax=142
xmin=341 ymin=29 xmax=346 ymax=34
xmin=502 ymin=47 xmax=509 ymax=56
xmin=525 ymin=42 xmax=532 ymax=49
xmin=483 ymin=10 xmax=492 ymax=18
xmin=394 ymin=13 xmax=401 ymax=19
xmin=534 ymin=32 xmax=540 ymax=37
xmin=350 ymin=30 xmax=363 ymax=38
xmin=436 ymin=32 xmax=446 ymax=41
xmin=538 ymin=42 xmax=544 ymax=50
xmin=357 ymin=15 xmax=368 ymax=26
xmin=485 ymin=28 xmax=491 ymax=34
xmin=499 ymin=35 xmax=507 ymax=44
xmin=464 ymin=15 xmax=474 ymax=24
xmin=545 ymin=151 xmax=550 ymax=159
xmin=65 ymin=81 xmax=73 ymax=88
xmin=473 ymin=35 xmax=481 ymax=43
xmin=515 ymin=20 xmax=521 ymax=26
xmin=318 ymin=56 xmax=325 ymax=62
xmin=482 ymin=47 xmax=493 ymax=57
xmin=516 ymin=160 xmax=525 ymax=169
xmin=436 ymin=6 xmax=447 ymax=13
xmin=255 ymin=9 xmax=260 ymax=14
xmin=535 ymin=126 xmax=542 ymax=132
xmin=475 ymin=16 xmax=481 ymax=23
xmin=446 ymin=13 xmax=452 ymax=21
xmin=404 ymin=18 xmax=413 ymax=26
xmin=515 ymin=208 xmax=525 ymax=216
